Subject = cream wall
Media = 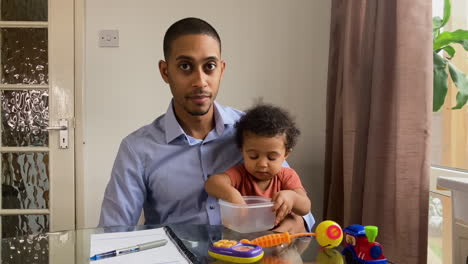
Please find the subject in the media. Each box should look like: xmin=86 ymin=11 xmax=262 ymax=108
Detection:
xmin=81 ymin=0 xmax=331 ymax=228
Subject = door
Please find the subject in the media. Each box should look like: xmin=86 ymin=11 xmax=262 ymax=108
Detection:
xmin=0 ymin=0 xmax=74 ymax=262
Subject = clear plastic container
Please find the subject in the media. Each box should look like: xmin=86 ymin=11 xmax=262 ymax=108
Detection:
xmin=219 ymin=196 xmax=275 ymax=233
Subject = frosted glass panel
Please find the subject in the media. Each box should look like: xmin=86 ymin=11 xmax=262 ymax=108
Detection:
xmin=1 ymin=0 xmax=47 ymax=21
xmin=1 ymin=233 xmax=48 ymax=263
xmin=1 ymin=90 xmax=49 ymax=147
xmin=2 ymin=152 xmax=49 ymax=209
xmin=1 ymin=214 xmax=48 ymax=238
xmin=1 ymin=28 xmax=48 ymax=85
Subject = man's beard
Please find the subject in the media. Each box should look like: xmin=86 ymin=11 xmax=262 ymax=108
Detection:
xmin=185 ymin=102 xmax=212 ymax=116
xmin=184 ymin=88 xmax=214 ymax=116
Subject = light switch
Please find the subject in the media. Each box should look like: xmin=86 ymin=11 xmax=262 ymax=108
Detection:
xmin=99 ymin=30 xmax=119 ymax=47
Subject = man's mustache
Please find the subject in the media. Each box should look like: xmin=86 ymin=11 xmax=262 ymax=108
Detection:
xmin=186 ymin=90 xmax=211 ymax=97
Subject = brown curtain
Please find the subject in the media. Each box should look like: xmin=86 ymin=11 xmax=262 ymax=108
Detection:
xmin=324 ymin=0 xmax=432 ymax=263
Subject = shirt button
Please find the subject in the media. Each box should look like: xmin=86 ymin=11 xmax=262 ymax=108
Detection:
xmin=209 ymin=205 xmax=215 ymax=210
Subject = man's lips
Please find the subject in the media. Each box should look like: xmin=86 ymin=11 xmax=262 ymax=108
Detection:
xmin=188 ymin=95 xmax=210 ymax=104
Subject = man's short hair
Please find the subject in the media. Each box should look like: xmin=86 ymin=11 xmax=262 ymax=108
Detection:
xmin=163 ymin=17 xmax=221 ymax=59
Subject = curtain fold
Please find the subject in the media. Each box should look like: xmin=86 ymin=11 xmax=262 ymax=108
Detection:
xmin=324 ymin=0 xmax=432 ymax=263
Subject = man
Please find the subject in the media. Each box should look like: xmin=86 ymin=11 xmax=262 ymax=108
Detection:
xmin=99 ymin=17 xmax=314 ymax=233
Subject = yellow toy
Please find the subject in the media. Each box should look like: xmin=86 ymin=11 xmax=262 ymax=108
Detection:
xmin=240 ymin=220 xmax=343 ymax=248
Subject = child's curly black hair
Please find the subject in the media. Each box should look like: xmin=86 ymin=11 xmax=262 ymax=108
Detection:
xmin=235 ymin=104 xmax=300 ymax=151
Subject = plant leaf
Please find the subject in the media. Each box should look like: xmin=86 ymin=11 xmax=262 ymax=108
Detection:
xmin=442 ymin=45 xmax=456 ymax=59
xmin=440 ymin=0 xmax=452 ymax=28
xmin=448 ymin=62 xmax=468 ymax=94
xmin=455 ymin=39 xmax=468 ymax=52
xmin=433 ymin=16 xmax=443 ymax=32
xmin=434 ymin=29 xmax=468 ymax=50
xmin=433 ymin=27 xmax=441 ymax=41
xmin=433 ymin=52 xmax=449 ymax=112
xmin=448 ymin=62 xmax=468 ymax=109
xmin=452 ymin=92 xmax=468 ymax=109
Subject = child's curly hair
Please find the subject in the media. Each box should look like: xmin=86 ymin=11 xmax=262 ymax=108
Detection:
xmin=235 ymin=104 xmax=300 ymax=151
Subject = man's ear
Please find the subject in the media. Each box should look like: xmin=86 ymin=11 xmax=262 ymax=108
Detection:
xmin=159 ymin=60 xmax=169 ymax=84
xmin=219 ymin=60 xmax=226 ymax=80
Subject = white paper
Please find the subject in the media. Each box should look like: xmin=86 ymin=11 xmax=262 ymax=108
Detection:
xmin=89 ymin=228 xmax=190 ymax=264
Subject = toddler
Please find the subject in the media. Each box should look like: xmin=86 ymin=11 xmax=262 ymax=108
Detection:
xmin=205 ymin=104 xmax=311 ymax=225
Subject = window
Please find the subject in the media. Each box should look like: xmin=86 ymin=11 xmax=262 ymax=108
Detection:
xmin=430 ymin=1 xmax=468 ymax=263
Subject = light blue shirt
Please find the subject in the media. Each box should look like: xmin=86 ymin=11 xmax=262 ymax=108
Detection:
xmin=99 ymin=101 xmax=315 ymax=230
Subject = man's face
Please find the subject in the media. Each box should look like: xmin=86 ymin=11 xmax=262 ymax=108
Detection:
xmin=159 ymin=34 xmax=225 ymax=117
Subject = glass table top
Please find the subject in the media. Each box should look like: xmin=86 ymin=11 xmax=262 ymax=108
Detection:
xmin=0 ymin=224 xmax=352 ymax=263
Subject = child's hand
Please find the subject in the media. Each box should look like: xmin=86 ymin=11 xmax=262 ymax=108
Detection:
xmin=272 ymin=190 xmax=295 ymax=225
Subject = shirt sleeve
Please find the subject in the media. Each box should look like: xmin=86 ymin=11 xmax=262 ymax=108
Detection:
xmin=99 ymin=139 xmax=146 ymax=227
xmin=224 ymin=164 xmax=244 ymax=189
xmin=303 ymin=212 xmax=316 ymax=232
xmin=280 ymin=168 xmax=305 ymax=190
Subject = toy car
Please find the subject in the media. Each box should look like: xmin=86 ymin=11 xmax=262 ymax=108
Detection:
xmin=342 ymin=225 xmax=387 ymax=264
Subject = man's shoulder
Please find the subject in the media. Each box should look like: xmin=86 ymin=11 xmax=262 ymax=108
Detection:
xmin=221 ymin=105 xmax=244 ymax=116
xmin=215 ymin=103 xmax=244 ymax=122
xmin=123 ymin=115 xmax=165 ymax=144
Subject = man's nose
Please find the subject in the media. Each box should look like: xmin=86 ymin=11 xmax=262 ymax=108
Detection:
xmin=192 ymin=67 xmax=208 ymax=88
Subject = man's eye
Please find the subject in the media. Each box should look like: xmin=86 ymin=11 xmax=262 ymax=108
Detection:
xmin=179 ymin=63 xmax=191 ymax=71
xmin=205 ymin=63 xmax=216 ymax=71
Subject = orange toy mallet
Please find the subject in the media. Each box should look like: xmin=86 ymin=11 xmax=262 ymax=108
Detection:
xmin=240 ymin=220 xmax=343 ymax=248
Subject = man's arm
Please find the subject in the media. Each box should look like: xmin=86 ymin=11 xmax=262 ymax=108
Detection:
xmin=99 ymin=140 xmax=146 ymax=227
xmin=205 ymin=173 xmax=245 ymax=204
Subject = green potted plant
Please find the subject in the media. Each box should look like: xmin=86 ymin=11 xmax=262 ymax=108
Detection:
xmin=433 ymin=0 xmax=468 ymax=111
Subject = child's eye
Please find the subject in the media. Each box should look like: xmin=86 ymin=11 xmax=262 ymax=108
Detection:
xmin=268 ymin=157 xmax=277 ymax=161
xmin=179 ymin=63 xmax=191 ymax=71
xmin=248 ymin=156 xmax=258 ymax=160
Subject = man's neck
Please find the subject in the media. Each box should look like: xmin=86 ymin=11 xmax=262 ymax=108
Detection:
xmin=174 ymin=105 xmax=216 ymax=140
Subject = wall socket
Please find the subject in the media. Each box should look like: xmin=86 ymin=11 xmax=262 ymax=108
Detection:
xmin=99 ymin=30 xmax=119 ymax=47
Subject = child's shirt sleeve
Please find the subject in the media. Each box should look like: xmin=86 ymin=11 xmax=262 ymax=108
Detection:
xmin=224 ymin=164 xmax=245 ymax=189
xmin=280 ymin=168 xmax=306 ymax=191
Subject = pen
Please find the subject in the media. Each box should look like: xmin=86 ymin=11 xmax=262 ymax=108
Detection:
xmin=89 ymin=238 xmax=168 ymax=261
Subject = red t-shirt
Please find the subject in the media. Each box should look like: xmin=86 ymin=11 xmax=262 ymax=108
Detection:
xmin=225 ymin=164 xmax=305 ymax=199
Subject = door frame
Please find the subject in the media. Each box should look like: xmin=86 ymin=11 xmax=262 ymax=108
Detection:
xmin=74 ymin=0 xmax=86 ymax=229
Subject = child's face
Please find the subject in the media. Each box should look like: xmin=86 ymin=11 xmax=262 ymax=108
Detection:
xmin=241 ymin=132 xmax=290 ymax=182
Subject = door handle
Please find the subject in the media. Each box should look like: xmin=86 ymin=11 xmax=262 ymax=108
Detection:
xmin=45 ymin=125 xmax=67 ymax=130
xmin=44 ymin=119 xmax=68 ymax=149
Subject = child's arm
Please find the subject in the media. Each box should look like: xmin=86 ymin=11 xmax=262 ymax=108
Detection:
xmin=205 ymin=173 xmax=246 ymax=204
xmin=272 ymin=189 xmax=311 ymax=225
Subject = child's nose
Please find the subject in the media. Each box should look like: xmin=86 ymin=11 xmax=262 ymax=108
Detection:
xmin=257 ymin=158 xmax=268 ymax=168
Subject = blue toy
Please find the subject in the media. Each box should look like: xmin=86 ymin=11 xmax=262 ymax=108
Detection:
xmin=341 ymin=225 xmax=387 ymax=264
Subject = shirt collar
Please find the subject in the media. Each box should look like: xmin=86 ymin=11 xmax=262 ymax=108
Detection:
xmin=164 ymin=100 xmax=236 ymax=144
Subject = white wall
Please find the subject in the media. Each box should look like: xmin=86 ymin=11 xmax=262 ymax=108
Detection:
xmin=82 ymin=0 xmax=331 ymax=228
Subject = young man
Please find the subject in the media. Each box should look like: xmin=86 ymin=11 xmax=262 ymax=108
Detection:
xmin=99 ymin=17 xmax=314 ymax=233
